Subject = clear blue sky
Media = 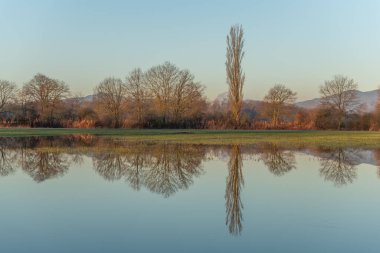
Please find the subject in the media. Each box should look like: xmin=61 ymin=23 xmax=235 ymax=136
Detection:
xmin=0 ymin=0 xmax=379 ymax=101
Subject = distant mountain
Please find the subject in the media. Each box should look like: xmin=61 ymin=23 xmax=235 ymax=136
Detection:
xmin=214 ymin=92 xmax=229 ymax=105
xmin=81 ymin=95 xmax=94 ymax=102
xmin=66 ymin=95 xmax=93 ymax=103
xmin=295 ymin=98 xmax=321 ymax=110
xmin=213 ymin=92 xmax=263 ymax=107
xmin=296 ymin=90 xmax=379 ymax=112
xmin=214 ymin=89 xmax=379 ymax=112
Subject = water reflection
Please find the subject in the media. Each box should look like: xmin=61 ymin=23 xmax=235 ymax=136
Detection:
xmin=374 ymin=150 xmax=380 ymax=178
xmin=0 ymin=140 xmax=17 ymax=176
xmin=19 ymin=150 xmax=70 ymax=182
xmin=258 ymin=143 xmax=296 ymax=176
xmin=225 ymin=145 xmax=244 ymax=235
xmin=318 ymin=148 xmax=358 ymax=186
xmin=91 ymin=144 xmax=206 ymax=197
xmin=1 ymin=136 xmax=380 ymax=236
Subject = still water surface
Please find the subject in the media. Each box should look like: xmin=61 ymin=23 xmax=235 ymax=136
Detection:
xmin=0 ymin=136 xmax=379 ymax=253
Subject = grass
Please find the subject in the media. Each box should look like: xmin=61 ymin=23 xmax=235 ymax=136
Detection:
xmin=1 ymin=128 xmax=380 ymax=148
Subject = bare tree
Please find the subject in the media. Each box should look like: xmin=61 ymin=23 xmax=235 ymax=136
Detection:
xmin=226 ymin=24 xmax=245 ymax=128
xmin=0 ymin=80 xmax=17 ymax=112
xmin=264 ymin=84 xmax=297 ymax=128
xmin=94 ymin=77 xmax=126 ymax=128
xmin=144 ymin=62 xmax=205 ymax=126
xmin=320 ymin=75 xmax=358 ymax=130
xmin=172 ymin=70 xmax=205 ymax=124
xmin=144 ymin=62 xmax=178 ymax=124
xmin=22 ymin=73 xmax=70 ymax=126
xmin=126 ymin=68 xmax=146 ymax=127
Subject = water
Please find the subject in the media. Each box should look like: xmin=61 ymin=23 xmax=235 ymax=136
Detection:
xmin=0 ymin=136 xmax=379 ymax=253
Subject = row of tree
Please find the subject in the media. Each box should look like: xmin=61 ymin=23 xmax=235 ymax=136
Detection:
xmin=0 ymin=71 xmax=379 ymax=130
xmin=0 ymin=62 xmax=206 ymax=128
xmin=95 ymin=62 xmax=206 ymax=128
xmin=0 ymin=24 xmax=379 ymax=130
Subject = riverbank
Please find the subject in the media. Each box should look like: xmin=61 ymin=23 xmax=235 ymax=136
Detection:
xmin=1 ymin=128 xmax=380 ymax=148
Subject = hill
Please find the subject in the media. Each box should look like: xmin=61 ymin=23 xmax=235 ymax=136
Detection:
xmin=296 ymin=90 xmax=379 ymax=112
xmin=215 ymin=90 xmax=379 ymax=112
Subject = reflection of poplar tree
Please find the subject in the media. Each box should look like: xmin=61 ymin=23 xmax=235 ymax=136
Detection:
xmin=225 ymin=144 xmax=244 ymax=235
xmin=319 ymin=149 xmax=357 ymax=186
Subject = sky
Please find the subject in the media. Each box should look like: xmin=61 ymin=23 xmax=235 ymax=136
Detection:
xmin=0 ymin=0 xmax=379 ymax=101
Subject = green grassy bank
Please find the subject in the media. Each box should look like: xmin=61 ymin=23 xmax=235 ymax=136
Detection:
xmin=1 ymin=128 xmax=380 ymax=148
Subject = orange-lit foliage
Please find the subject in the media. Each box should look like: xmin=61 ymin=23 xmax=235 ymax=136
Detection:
xmin=72 ymin=120 xmax=95 ymax=128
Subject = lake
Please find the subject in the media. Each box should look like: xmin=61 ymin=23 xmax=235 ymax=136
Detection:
xmin=0 ymin=136 xmax=379 ymax=253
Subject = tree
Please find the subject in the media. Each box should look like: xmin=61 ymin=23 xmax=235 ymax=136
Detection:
xmin=22 ymin=74 xmax=70 ymax=126
xmin=94 ymin=77 xmax=126 ymax=128
xmin=126 ymin=68 xmax=146 ymax=127
xmin=172 ymin=69 xmax=205 ymax=125
xmin=144 ymin=62 xmax=205 ymax=127
xmin=226 ymin=24 xmax=245 ymax=128
xmin=264 ymin=84 xmax=297 ymax=128
xmin=319 ymin=75 xmax=358 ymax=130
xmin=0 ymin=80 xmax=17 ymax=112
xmin=144 ymin=62 xmax=178 ymax=125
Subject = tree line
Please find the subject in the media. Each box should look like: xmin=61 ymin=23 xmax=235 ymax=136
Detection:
xmin=0 ymin=25 xmax=379 ymax=130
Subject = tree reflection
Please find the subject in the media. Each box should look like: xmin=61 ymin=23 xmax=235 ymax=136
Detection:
xmin=373 ymin=149 xmax=380 ymax=178
xmin=319 ymin=148 xmax=357 ymax=186
xmin=225 ymin=144 xmax=244 ymax=235
xmin=93 ymin=153 xmax=129 ymax=181
xmin=123 ymin=144 xmax=147 ymax=191
xmin=144 ymin=144 xmax=204 ymax=197
xmin=19 ymin=150 xmax=70 ymax=182
xmin=92 ymin=143 xmax=205 ymax=197
xmin=0 ymin=146 xmax=17 ymax=176
xmin=258 ymin=143 xmax=296 ymax=176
